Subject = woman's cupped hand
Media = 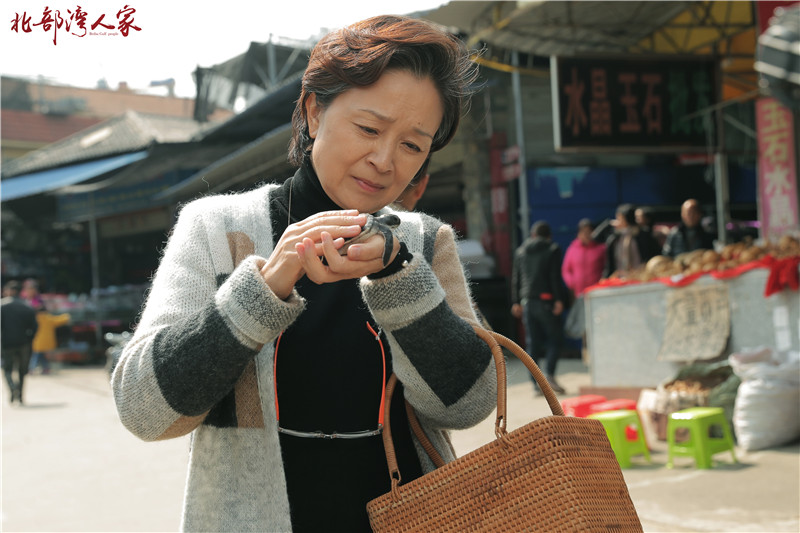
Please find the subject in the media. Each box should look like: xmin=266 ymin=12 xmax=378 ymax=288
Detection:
xmin=260 ymin=210 xmax=399 ymax=299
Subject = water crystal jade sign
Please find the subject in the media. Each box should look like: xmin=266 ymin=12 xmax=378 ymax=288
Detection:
xmin=551 ymin=56 xmax=718 ymax=152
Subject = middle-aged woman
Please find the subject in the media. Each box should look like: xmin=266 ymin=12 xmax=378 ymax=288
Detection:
xmin=112 ymin=15 xmax=496 ymax=533
xmin=561 ymin=218 xmax=605 ymax=362
xmin=562 ymin=218 xmax=606 ymax=298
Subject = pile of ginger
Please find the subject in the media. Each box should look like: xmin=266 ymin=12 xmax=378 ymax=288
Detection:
xmin=609 ymin=234 xmax=800 ymax=283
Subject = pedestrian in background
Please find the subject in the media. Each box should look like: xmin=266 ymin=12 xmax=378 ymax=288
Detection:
xmin=662 ymin=198 xmax=715 ymax=257
xmin=511 ymin=220 xmax=567 ymax=394
xmin=391 ymin=172 xmax=492 ymax=330
xmin=635 ymin=206 xmax=665 ymax=247
xmin=393 ymin=172 xmax=430 ymax=211
xmin=562 ymin=218 xmax=606 ymax=298
xmin=111 ymin=15 xmax=495 ymax=533
xmin=603 ymin=203 xmax=660 ymax=278
xmin=1 ymin=280 xmax=38 ymax=405
xmin=21 ymin=278 xmax=43 ymax=309
xmin=561 ymin=218 xmax=605 ymax=363
xmin=29 ymin=303 xmax=71 ymax=375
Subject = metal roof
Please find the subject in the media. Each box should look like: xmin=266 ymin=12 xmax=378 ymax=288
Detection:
xmin=55 ymin=142 xmax=243 ymax=195
xmin=425 ymin=1 xmax=692 ymax=55
xmin=1 ymin=111 xmax=210 ymax=178
xmin=156 ymin=123 xmax=294 ymax=200
xmin=209 ymin=40 xmax=311 ymax=92
xmin=422 ymin=1 xmax=758 ymax=96
xmin=193 ymin=39 xmax=309 ymax=123
xmin=0 ymin=151 xmax=148 ymax=202
xmin=196 ymin=72 xmax=302 ymax=143
xmin=424 ymin=1 xmax=753 ymax=55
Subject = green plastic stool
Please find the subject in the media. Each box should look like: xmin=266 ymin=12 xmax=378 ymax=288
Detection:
xmin=588 ymin=409 xmax=651 ymax=468
xmin=667 ymin=407 xmax=738 ymax=469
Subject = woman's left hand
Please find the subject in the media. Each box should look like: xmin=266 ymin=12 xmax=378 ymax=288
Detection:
xmin=296 ymin=230 xmax=400 ymax=283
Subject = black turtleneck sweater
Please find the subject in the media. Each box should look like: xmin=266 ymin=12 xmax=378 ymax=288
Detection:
xmin=269 ymin=161 xmax=422 ymax=532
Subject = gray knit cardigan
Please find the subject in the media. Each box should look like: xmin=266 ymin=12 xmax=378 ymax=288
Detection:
xmin=111 ymin=183 xmax=497 ymax=532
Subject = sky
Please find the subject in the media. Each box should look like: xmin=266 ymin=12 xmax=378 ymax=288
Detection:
xmin=1 ymin=0 xmax=449 ymax=98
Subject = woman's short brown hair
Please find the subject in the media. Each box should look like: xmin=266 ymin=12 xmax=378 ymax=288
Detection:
xmin=288 ymin=15 xmax=478 ymax=179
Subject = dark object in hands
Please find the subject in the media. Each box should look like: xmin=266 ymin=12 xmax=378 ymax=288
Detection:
xmin=339 ymin=214 xmax=401 ymax=266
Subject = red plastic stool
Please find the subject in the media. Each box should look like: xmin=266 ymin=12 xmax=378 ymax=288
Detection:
xmin=589 ymin=398 xmax=638 ymax=415
xmin=561 ymin=395 xmax=607 ymax=417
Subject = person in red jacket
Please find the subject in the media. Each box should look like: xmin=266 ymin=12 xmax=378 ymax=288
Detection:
xmin=562 ymin=218 xmax=606 ymax=297
xmin=561 ymin=219 xmax=606 ymax=364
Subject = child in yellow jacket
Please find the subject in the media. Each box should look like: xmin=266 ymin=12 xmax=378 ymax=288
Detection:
xmin=30 ymin=307 xmax=71 ymax=374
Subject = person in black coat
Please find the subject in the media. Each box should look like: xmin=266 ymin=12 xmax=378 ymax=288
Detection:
xmin=511 ymin=221 xmax=567 ymax=394
xmin=603 ymin=203 xmax=661 ymax=278
xmin=662 ymin=199 xmax=715 ymax=258
xmin=1 ymin=280 xmax=38 ymax=404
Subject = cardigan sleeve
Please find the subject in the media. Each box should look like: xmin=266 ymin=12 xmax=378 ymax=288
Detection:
xmin=359 ymin=223 xmax=496 ymax=430
xmin=111 ymin=199 xmax=305 ymax=442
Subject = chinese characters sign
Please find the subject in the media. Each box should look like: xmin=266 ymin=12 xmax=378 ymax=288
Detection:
xmin=10 ymin=5 xmax=140 ymax=45
xmin=659 ymin=285 xmax=730 ymax=362
xmin=551 ymin=56 xmax=718 ymax=152
xmin=757 ymin=98 xmax=799 ymax=242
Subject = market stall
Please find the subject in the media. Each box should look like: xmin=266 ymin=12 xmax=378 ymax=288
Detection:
xmin=584 ymin=241 xmax=800 ymax=388
xmin=41 ymin=284 xmax=147 ymax=363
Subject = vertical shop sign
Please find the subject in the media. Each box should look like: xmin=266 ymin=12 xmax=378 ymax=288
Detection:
xmin=489 ymin=135 xmax=513 ymax=277
xmin=756 ymin=98 xmax=799 ymax=242
xmin=756 ymin=1 xmax=798 ymax=33
xmin=500 ymin=145 xmax=522 ymax=182
xmin=551 ymin=56 xmax=717 ymax=151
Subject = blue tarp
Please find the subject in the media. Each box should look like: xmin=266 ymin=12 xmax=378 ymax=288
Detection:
xmin=1 ymin=151 xmax=148 ymax=202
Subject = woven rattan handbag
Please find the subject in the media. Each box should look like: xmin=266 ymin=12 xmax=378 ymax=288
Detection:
xmin=367 ymin=325 xmax=643 ymax=532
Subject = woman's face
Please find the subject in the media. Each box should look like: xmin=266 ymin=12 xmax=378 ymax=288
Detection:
xmin=305 ymin=69 xmax=444 ymax=213
xmin=578 ymin=226 xmax=593 ymax=244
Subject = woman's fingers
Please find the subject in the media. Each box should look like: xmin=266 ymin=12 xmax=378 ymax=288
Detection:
xmin=292 ymin=211 xmax=365 ymax=235
xmin=263 ymin=211 xmax=366 ymax=297
xmin=345 ymin=233 xmax=400 ymax=265
xmin=299 ymin=232 xmax=387 ymax=283
xmin=287 ymin=220 xmax=364 ymax=248
xmin=273 ymin=210 xmax=405 ymax=286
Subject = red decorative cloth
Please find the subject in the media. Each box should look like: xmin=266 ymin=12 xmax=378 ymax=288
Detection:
xmin=764 ymin=256 xmax=800 ymax=297
xmin=711 ymin=257 xmax=772 ymax=280
xmin=582 ymin=255 xmax=796 ymax=298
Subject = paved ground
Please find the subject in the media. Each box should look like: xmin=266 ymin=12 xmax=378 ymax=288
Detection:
xmin=451 ymin=358 xmax=800 ymax=533
xmin=2 ymin=366 xmax=188 ymax=532
xmin=2 ymin=360 xmax=798 ymax=532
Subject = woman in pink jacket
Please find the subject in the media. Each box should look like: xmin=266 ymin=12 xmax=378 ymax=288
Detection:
xmin=562 ymin=219 xmax=605 ymax=362
xmin=562 ymin=218 xmax=606 ymax=297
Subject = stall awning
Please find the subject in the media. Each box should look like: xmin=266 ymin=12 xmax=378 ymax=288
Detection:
xmin=155 ymin=124 xmax=293 ymax=200
xmin=0 ymin=151 xmax=148 ymax=202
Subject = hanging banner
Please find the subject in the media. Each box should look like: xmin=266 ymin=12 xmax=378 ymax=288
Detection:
xmin=551 ymin=56 xmax=718 ymax=152
xmin=488 ymin=133 xmax=513 ymax=277
xmin=756 ymin=98 xmax=799 ymax=242
xmin=756 ymin=1 xmax=798 ymax=32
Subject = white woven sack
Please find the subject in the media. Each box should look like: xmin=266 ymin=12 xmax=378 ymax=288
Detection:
xmin=729 ymin=348 xmax=800 ymax=451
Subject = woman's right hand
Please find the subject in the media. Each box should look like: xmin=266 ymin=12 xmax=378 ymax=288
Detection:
xmin=260 ymin=210 xmax=366 ymax=300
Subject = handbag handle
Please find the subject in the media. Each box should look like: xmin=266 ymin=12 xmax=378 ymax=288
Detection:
xmin=382 ymin=324 xmax=565 ymax=495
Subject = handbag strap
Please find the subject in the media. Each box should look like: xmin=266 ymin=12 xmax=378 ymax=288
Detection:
xmin=405 ymin=400 xmax=446 ymax=468
xmin=477 ymin=326 xmax=564 ymax=417
xmin=382 ymin=324 xmax=565 ymax=496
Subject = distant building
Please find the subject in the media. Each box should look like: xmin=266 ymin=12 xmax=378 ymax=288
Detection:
xmin=1 ymin=75 xmax=233 ymax=164
xmin=1 ymin=109 xmax=103 ymax=163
